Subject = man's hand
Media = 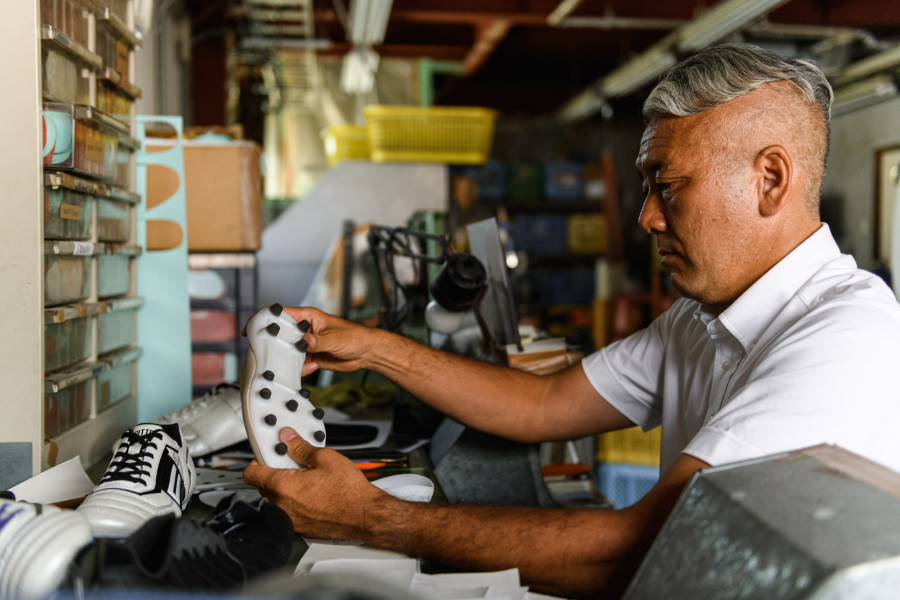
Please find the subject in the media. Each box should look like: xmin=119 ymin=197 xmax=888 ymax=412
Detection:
xmin=243 ymin=427 xmax=397 ymax=541
xmin=281 ymin=307 xmax=380 ymax=377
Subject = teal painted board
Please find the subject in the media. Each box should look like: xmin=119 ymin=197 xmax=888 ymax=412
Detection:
xmin=135 ymin=116 xmax=192 ymax=422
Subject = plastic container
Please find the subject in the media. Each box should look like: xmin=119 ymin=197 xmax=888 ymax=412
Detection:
xmin=97 ymin=245 xmax=140 ymax=298
xmin=567 ymin=213 xmax=607 ymax=254
xmin=44 ymin=365 xmax=93 ymax=438
xmin=44 ymin=241 xmax=93 ymax=306
xmin=596 ymin=426 xmax=662 ymax=466
xmin=40 ymin=29 xmax=99 ymax=105
xmin=42 ymin=103 xmax=76 ymax=167
xmin=43 ymin=181 xmax=93 ymax=240
xmin=594 ymin=462 xmax=659 ymax=509
xmin=97 ymin=78 xmax=135 ymax=124
xmin=97 ymin=197 xmax=130 ymax=242
xmin=364 ymin=105 xmax=496 ymax=165
xmin=553 ymin=268 xmax=595 ymax=306
xmin=324 ymin=124 xmax=370 ymax=165
xmin=97 ymin=347 xmax=141 ymax=411
xmin=191 ymin=352 xmax=238 ymax=387
xmin=506 ymin=163 xmax=544 ymax=199
xmin=44 ymin=304 xmax=97 ymax=372
xmin=187 ymin=263 xmax=258 ymax=308
xmin=476 ymin=160 xmax=507 ymax=199
xmin=114 ymin=140 xmax=139 ymax=190
xmin=545 ymin=161 xmax=585 ymax=200
xmin=513 ymin=215 xmax=567 ymax=254
xmin=190 ymin=309 xmax=238 ymax=344
xmin=450 ymin=161 xmax=506 ymax=200
xmin=97 ymin=297 xmax=143 ymax=355
xmin=74 ymin=106 xmax=122 ymax=181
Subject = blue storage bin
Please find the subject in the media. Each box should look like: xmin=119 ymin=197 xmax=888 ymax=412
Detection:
xmin=513 ymin=215 xmax=567 ymax=254
xmin=544 ymin=161 xmax=584 ymax=200
xmin=595 ymin=462 xmax=659 ymax=509
xmin=552 ymin=268 xmax=595 ymax=306
xmin=507 ymin=163 xmax=544 ymax=199
xmin=477 ymin=160 xmax=506 ymax=199
xmin=450 ymin=161 xmax=507 ymax=201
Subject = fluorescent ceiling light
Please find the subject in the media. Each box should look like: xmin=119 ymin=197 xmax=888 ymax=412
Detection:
xmin=832 ymin=75 xmax=898 ymax=116
xmin=677 ymin=0 xmax=790 ymax=53
xmin=835 ymin=44 xmax=900 ymax=86
xmin=547 ymin=0 xmax=584 ymax=26
xmin=240 ymin=37 xmax=331 ymax=51
xmin=601 ymin=46 xmax=677 ymax=97
xmin=348 ymin=0 xmax=393 ymax=46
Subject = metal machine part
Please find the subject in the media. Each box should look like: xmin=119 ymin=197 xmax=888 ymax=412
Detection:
xmin=625 ymin=445 xmax=900 ymax=600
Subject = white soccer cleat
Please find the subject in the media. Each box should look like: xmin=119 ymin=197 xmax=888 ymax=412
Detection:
xmin=0 ymin=499 xmax=93 ymax=600
xmin=156 ymin=383 xmax=247 ymax=457
xmin=77 ymin=422 xmax=196 ymax=538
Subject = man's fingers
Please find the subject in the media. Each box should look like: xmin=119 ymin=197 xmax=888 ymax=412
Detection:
xmin=282 ymin=427 xmax=317 ymax=467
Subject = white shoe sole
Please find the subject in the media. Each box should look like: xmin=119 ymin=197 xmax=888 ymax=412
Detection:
xmin=240 ymin=303 xmax=326 ymax=469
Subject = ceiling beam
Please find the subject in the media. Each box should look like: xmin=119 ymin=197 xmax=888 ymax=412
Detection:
xmin=318 ymin=41 xmax=468 ymax=61
xmin=461 ymin=19 xmax=512 ymax=77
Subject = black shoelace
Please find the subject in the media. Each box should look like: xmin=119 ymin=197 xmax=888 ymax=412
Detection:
xmin=101 ymin=430 xmax=163 ymax=485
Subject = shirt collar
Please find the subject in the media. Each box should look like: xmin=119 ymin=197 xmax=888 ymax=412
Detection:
xmin=694 ymin=224 xmax=842 ymax=351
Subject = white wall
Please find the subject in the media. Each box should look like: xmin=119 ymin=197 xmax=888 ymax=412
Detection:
xmin=824 ymin=96 xmax=900 ymax=269
xmin=135 ymin=0 xmax=191 ymax=119
xmin=257 ymin=161 xmax=449 ymax=307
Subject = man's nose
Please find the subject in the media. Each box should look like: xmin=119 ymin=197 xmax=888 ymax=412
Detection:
xmin=638 ymin=193 xmax=666 ymax=235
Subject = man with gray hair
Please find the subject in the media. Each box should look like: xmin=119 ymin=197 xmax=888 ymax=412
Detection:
xmin=244 ymin=44 xmax=900 ymax=597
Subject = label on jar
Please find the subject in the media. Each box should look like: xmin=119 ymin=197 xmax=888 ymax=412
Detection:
xmin=60 ymin=203 xmax=82 ymax=221
xmin=72 ymin=241 xmax=94 ymax=256
xmin=115 ymin=41 xmax=129 ymax=82
xmin=86 ymin=130 xmax=105 ymax=168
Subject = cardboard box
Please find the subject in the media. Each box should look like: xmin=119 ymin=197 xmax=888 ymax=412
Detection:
xmin=146 ymin=141 xmax=262 ymax=251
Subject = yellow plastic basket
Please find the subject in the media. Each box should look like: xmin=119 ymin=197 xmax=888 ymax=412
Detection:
xmin=364 ymin=105 xmax=497 ymax=164
xmin=324 ymin=124 xmax=370 ymax=165
xmin=596 ymin=426 xmax=661 ymax=466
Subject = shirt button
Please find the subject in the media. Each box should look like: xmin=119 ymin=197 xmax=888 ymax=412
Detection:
xmin=722 ymin=360 xmax=732 ymax=371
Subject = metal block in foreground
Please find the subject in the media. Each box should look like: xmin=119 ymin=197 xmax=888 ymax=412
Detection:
xmin=624 ymin=445 xmax=900 ymax=600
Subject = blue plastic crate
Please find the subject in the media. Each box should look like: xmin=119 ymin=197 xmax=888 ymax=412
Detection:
xmin=507 ymin=163 xmax=544 ymax=199
xmin=595 ymin=462 xmax=659 ymax=509
xmin=552 ymin=268 xmax=595 ymax=305
xmin=513 ymin=215 xmax=567 ymax=254
xmin=477 ymin=160 xmax=506 ymax=199
xmin=544 ymin=161 xmax=584 ymax=200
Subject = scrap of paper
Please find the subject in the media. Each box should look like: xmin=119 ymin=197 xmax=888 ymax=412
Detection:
xmin=9 ymin=456 xmax=95 ymax=503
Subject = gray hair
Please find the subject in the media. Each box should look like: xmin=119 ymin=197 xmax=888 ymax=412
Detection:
xmin=644 ymin=43 xmax=834 ymax=209
xmin=643 ymin=43 xmax=833 ymax=122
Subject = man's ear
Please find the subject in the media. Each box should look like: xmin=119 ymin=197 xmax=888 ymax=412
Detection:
xmin=755 ymin=145 xmax=792 ymax=217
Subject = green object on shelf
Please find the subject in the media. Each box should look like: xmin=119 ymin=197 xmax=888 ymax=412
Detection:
xmin=506 ymin=163 xmax=544 ymax=199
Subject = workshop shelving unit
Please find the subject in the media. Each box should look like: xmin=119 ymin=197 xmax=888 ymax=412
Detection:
xmin=450 ymin=156 xmax=622 ymax=354
xmin=2 ymin=0 xmax=143 ymax=474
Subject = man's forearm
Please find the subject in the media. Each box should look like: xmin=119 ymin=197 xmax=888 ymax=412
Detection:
xmin=362 ymin=497 xmax=648 ymax=598
xmin=359 ymin=328 xmax=560 ymax=442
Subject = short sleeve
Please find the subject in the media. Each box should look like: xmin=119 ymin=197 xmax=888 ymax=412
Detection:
xmin=581 ymin=299 xmax=697 ymax=430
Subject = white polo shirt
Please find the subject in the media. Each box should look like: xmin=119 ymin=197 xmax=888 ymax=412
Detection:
xmin=582 ymin=224 xmax=900 ymax=473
